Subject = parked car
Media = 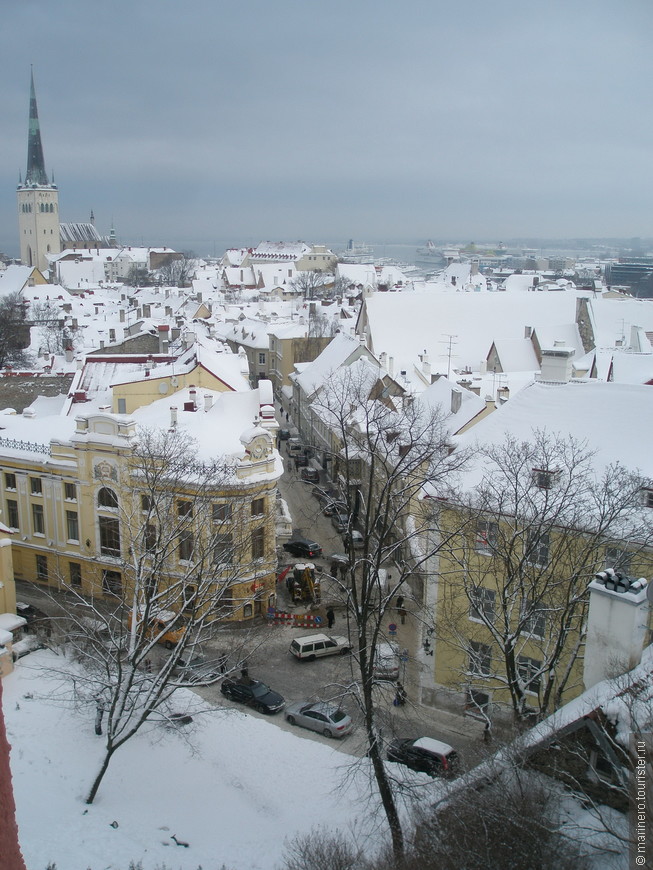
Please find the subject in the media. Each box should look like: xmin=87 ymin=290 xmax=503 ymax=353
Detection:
xmin=387 ymin=737 xmax=460 ymax=778
xmin=283 ymin=538 xmax=323 ymax=558
xmin=322 ymin=500 xmax=347 ymax=517
xmin=293 ymin=453 xmax=309 ymax=468
xmin=343 ymin=530 xmax=364 ymax=549
xmin=373 ymin=642 xmax=400 ymax=680
xmin=285 ymin=700 xmax=353 ymax=738
xmin=12 ymin=633 xmax=45 ymax=661
xmin=331 ymin=512 xmax=349 ymax=534
xmin=288 ymin=439 xmax=304 ymax=456
xmin=15 ymin=601 xmax=51 ymax=636
xmin=278 ymin=428 xmax=291 ymax=440
xmin=300 ymin=467 xmax=320 ymax=484
xmin=173 ymin=654 xmax=226 ymax=684
xmin=289 ymin=633 xmax=352 ymax=661
xmin=220 ymin=678 xmax=285 ymax=714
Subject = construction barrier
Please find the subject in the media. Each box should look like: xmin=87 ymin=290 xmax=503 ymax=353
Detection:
xmin=267 ymin=609 xmax=322 ymax=629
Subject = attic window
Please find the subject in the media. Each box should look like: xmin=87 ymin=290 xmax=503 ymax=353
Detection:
xmin=532 ymin=468 xmax=559 ymax=490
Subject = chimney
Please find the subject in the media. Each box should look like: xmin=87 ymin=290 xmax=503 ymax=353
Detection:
xmin=204 ymin=393 xmax=213 ymax=412
xmin=524 ymin=326 xmax=532 ymax=339
xmin=158 ymin=324 xmax=170 ymax=354
xmin=388 ymin=356 xmax=394 ymax=377
xmin=189 ymin=385 xmax=197 ymax=409
xmin=538 ymin=342 xmax=574 ymax=384
xmin=470 ymin=258 xmax=479 ymax=276
xmin=170 ymin=406 xmax=178 ymax=428
xmin=584 ymin=572 xmax=650 ymax=689
xmin=422 ymin=351 xmax=431 ymax=380
xmin=450 ymin=389 xmax=462 ymax=414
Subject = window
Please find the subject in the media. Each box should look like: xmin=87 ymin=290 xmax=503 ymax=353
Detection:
xmin=99 ymin=516 xmax=121 ymax=556
xmin=36 ymin=554 xmax=48 ymax=580
xmin=69 ymin=562 xmax=82 ymax=588
xmin=177 ymin=499 xmax=192 ymax=518
xmin=182 ymin=584 xmax=197 ymax=612
xmin=640 ymin=488 xmax=653 ymax=508
xmin=468 ymin=641 xmax=492 ymax=676
xmin=218 ymin=587 xmax=234 ymax=614
xmin=98 ymin=487 xmax=118 ymax=509
xmin=6 ymin=499 xmax=19 ymax=529
xmin=66 ymin=510 xmax=79 ymax=542
xmin=213 ymin=503 xmax=232 ymax=523
xmin=144 ymin=523 xmax=157 ymax=552
xmin=179 ymin=530 xmax=194 ymax=561
xmin=532 ymin=468 xmax=559 ymax=489
xmin=64 ymin=482 xmax=76 ymax=500
xmin=604 ymin=546 xmax=631 ymax=575
xmin=102 ymin=569 xmax=122 ymax=596
xmin=469 ymin=586 xmax=495 ymax=623
xmin=517 ymin=655 xmax=542 ymax=694
xmin=520 ymin=598 xmax=546 ymax=638
xmin=30 ymin=477 xmax=43 ymax=495
xmin=258 ymin=352 xmax=266 ymax=365
xmin=213 ymin=534 xmax=234 ymax=564
xmin=475 ymin=520 xmax=498 ymax=553
xmin=117 ymin=398 xmax=126 ymax=414
xmin=4 ymin=473 xmax=16 ymax=490
xmin=32 ymin=503 xmax=45 ymax=535
xmin=252 ymin=527 xmax=265 ymax=560
xmin=141 ymin=493 xmax=151 ymax=512
xmin=251 ymin=498 xmax=265 ymax=517
xmin=526 ymin=530 xmax=549 ymax=567
xmin=464 ymin=688 xmax=490 ymax=716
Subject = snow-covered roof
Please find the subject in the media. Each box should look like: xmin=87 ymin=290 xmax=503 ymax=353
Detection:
xmin=295 ymin=332 xmax=371 ymax=397
xmin=453 ymin=379 xmax=653 ymax=485
xmin=0 ymin=264 xmax=39 ymax=297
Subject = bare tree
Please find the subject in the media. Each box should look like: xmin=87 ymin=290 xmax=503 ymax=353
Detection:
xmin=291 ymin=269 xmax=329 ymax=300
xmin=31 ymin=299 xmax=80 ymax=354
xmin=436 ymin=430 xmax=652 ymax=722
xmin=0 ymin=291 xmax=30 ymax=368
xmin=308 ymin=361 xmax=468 ymax=862
xmin=49 ymin=428 xmax=266 ymax=804
xmin=157 ymin=253 xmax=198 ymax=288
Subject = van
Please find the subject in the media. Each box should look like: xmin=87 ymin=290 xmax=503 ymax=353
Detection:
xmin=289 ymin=633 xmax=351 ymax=661
xmin=373 ymin=641 xmax=400 ymax=680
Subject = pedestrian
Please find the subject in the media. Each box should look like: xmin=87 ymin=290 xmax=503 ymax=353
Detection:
xmin=483 ymin=722 xmax=492 ymax=744
xmin=396 ymin=594 xmax=404 ymax=610
xmin=285 ymin=412 xmax=289 ymax=422
xmin=326 ymin=608 xmax=335 ymax=629
xmin=393 ymin=682 xmax=407 ymax=706
xmin=398 ymin=607 xmax=407 ymax=625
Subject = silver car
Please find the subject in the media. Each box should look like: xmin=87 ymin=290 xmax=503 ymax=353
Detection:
xmin=285 ymin=700 xmax=353 ymax=738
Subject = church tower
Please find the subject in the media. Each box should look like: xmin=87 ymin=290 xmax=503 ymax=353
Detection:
xmin=17 ymin=69 xmax=60 ymax=272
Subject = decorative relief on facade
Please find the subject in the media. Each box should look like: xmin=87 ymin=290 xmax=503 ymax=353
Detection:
xmin=94 ymin=460 xmax=118 ymax=481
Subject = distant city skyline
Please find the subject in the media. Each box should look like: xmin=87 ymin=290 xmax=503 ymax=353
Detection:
xmin=3 ymin=0 xmax=653 ymax=260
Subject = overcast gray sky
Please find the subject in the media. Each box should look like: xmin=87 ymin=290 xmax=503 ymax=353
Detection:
xmin=3 ymin=0 xmax=653 ymax=257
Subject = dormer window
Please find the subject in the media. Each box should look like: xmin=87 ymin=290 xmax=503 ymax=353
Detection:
xmin=532 ymin=468 xmax=559 ymax=490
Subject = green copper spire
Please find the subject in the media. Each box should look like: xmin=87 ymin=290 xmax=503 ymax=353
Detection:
xmin=25 ymin=67 xmax=50 ymax=186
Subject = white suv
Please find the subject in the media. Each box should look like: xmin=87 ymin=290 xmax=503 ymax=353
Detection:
xmin=289 ymin=633 xmax=352 ymax=661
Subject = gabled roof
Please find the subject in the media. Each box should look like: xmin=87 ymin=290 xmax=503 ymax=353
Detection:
xmin=0 ymin=265 xmax=44 ymax=298
xmin=294 ymin=332 xmax=374 ymax=398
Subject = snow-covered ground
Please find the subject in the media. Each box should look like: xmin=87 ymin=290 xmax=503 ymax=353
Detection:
xmin=4 ymin=650 xmax=405 ymax=870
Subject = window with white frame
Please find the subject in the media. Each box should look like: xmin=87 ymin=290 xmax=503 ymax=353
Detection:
xmin=468 ymin=641 xmax=492 ymax=676
xmin=526 ymin=529 xmax=550 ymax=567
xmin=469 ymin=586 xmax=496 ymax=623
xmin=517 ymin=655 xmax=542 ymax=694
xmin=604 ymin=546 xmax=631 ymax=575
xmin=475 ymin=520 xmax=498 ymax=553
xmin=520 ymin=598 xmax=546 ymax=637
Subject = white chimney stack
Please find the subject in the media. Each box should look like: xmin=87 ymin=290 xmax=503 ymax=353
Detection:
xmin=584 ymin=572 xmax=650 ymax=690
xmin=204 ymin=393 xmax=213 ymax=412
xmin=170 ymin=406 xmax=178 ymax=428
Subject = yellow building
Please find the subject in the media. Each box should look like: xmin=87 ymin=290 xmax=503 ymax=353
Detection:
xmin=0 ymin=375 xmax=281 ymax=623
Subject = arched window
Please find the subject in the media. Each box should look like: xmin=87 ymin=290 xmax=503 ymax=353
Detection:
xmin=98 ymin=487 xmax=118 ymax=509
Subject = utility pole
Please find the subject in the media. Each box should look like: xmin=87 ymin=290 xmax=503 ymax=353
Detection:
xmin=440 ymin=334 xmax=458 ymax=380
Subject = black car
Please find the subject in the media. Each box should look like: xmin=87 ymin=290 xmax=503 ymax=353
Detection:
xmin=279 ymin=428 xmax=291 ymax=440
xmin=220 ymin=678 xmax=285 ymax=714
xmin=387 ymin=737 xmax=460 ymax=778
xmin=283 ymin=538 xmax=323 ymax=558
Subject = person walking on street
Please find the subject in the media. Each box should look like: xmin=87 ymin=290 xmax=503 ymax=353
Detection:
xmin=326 ymin=608 xmax=335 ymax=629
xmin=396 ymin=594 xmax=404 ymax=611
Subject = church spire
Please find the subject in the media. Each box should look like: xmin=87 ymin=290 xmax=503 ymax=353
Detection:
xmin=25 ymin=67 xmax=50 ymax=186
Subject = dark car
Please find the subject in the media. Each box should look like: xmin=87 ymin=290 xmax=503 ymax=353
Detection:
xmin=220 ymin=678 xmax=285 ymax=714
xmin=300 ymin=467 xmax=320 ymax=484
xmin=279 ymin=428 xmax=291 ymax=440
xmin=283 ymin=538 xmax=323 ymax=558
xmin=331 ymin=512 xmax=349 ymax=534
xmin=387 ymin=737 xmax=460 ymax=778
